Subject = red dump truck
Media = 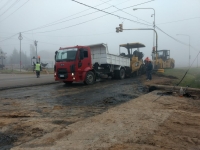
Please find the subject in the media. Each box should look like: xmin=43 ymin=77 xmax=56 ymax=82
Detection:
xmin=54 ymin=43 xmax=130 ymax=85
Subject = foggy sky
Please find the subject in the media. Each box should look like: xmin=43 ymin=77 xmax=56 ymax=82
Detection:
xmin=0 ymin=0 xmax=200 ymax=67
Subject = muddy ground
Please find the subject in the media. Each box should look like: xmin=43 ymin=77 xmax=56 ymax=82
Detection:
xmin=0 ymin=77 xmax=145 ymax=150
xmin=0 ymin=75 xmax=200 ymax=150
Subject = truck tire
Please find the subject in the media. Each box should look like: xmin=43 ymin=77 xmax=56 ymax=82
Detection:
xmin=118 ymin=68 xmax=125 ymax=79
xmin=84 ymin=71 xmax=95 ymax=85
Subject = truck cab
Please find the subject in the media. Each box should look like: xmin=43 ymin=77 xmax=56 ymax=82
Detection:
xmin=54 ymin=46 xmax=95 ymax=85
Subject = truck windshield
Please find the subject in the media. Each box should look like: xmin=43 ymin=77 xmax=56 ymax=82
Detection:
xmin=56 ymin=48 xmax=77 ymax=62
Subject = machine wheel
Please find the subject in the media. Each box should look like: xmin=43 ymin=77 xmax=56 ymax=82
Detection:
xmin=84 ymin=71 xmax=95 ymax=85
xmin=64 ymin=81 xmax=73 ymax=85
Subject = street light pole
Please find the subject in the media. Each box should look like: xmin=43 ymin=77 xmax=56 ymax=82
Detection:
xmin=18 ymin=32 xmax=23 ymax=72
xmin=133 ymin=8 xmax=155 ymax=51
xmin=176 ymin=34 xmax=190 ymax=67
xmin=34 ymin=40 xmax=38 ymax=62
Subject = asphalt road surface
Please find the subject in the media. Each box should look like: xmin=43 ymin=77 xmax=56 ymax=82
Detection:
xmin=0 ymin=74 xmax=55 ymax=90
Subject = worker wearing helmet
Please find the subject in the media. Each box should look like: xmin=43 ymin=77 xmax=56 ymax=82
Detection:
xmin=35 ymin=62 xmax=41 ymax=78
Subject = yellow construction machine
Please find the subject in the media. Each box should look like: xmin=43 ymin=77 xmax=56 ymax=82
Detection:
xmin=119 ymin=42 xmax=146 ymax=76
xmin=152 ymin=49 xmax=175 ymax=69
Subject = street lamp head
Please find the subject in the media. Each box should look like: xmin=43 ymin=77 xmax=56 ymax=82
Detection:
xmin=133 ymin=8 xmax=137 ymax=11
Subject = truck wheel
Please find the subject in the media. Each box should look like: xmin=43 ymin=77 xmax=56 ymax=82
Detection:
xmin=118 ymin=68 xmax=125 ymax=79
xmin=84 ymin=71 xmax=95 ymax=85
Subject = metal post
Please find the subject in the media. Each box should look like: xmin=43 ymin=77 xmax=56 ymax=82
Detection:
xmin=34 ymin=40 xmax=38 ymax=62
xmin=18 ymin=32 xmax=23 ymax=72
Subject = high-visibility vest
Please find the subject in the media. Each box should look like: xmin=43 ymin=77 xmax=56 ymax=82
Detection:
xmin=35 ymin=64 xmax=40 ymax=71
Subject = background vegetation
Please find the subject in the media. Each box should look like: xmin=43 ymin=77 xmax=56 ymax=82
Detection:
xmin=163 ymin=67 xmax=200 ymax=88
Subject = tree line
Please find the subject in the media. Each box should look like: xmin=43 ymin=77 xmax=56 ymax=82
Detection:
xmin=1 ymin=44 xmax=36 ymax=67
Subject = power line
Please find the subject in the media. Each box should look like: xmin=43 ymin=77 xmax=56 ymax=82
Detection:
xmin=155 ymin=26 xmax=198 ymax=52
xmin=71 ymin=0 xmax=152 ymax=26
xmin=22 ymin=0 xmax=154 ymax=33
xmin=157 ymin=17 xmax=200 ymax=25
xmin=42 ymin=0 xmax=113 ymax=26
xmin=0 ymin=0 xmax=198 ymax=54
xmin=0 ymin=33 xmax=18 ymax=42
xmin=21 ymin=0 xmax=114 ymax=33
xmin=71 ymin=0 xmax=199 ymax=53
xmin=0 ymin=0 xmax=12 ymax=11
xmin=0 ymin=0 xmax=21 ymax=17
xmin=22 ymin=35 xmax=62 ymax=46
xmin=20 ymin=0 xmax=134 ymax=33
xmin=24 ymin=32 xmax=115 ymax=38
xmin=99 ymin=0 xmax=152 ymax=25
xmin=104 ymin=0 xmax=198 ymax=51
xmin=27 ymin=15 xmax=150 ymax=34
xmin=0 ymin=0 xmax=30 ymax=23
xmin=156 ymin=26 xmax=188 ymax=46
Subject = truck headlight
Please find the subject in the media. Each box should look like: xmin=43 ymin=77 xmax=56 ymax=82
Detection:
xmin=54 ymin=72 xmax=56 ymax=76
xmin=72 ymin=73 xmax=74 ymax=76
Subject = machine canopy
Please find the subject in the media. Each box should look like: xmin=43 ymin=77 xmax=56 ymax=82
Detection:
xmin=120 ymin=42 xmax=145 ymax=49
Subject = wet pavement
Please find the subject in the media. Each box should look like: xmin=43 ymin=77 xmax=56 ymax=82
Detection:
xmin=0 ymin=77 xmax=147 ymax=149
xmin=0 ymin=74 xmax=55 ymax=91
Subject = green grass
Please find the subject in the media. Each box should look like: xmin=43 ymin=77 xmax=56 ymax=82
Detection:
xmin=162 ymin=67 xmax=200 ymax=88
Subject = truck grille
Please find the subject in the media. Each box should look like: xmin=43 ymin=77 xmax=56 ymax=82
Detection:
xmin=58 ymin=69 xmax=68 ymax=79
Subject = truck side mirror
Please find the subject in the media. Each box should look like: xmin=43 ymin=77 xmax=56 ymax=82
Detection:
xmin=55 ymin=51 xmax=58 ymax=61
xmin=79 ymin=49 xmax=84 ymax=60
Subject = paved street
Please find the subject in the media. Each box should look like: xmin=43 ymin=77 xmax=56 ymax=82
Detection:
xmin=0 ymin=74 xmax=56 ymax=90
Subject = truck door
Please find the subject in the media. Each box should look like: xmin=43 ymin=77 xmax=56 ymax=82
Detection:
xmin=77 ymin=48 xmax=91 ymax=76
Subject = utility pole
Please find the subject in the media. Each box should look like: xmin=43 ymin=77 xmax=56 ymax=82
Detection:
xmin=18 ymin=32 xmax=23 ymax=72
xmin=34 ymin=40 xmax=38 ymax=62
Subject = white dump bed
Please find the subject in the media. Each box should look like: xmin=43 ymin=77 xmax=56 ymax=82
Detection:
xmin=87 ymin=43 xmax=130 ymax=67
